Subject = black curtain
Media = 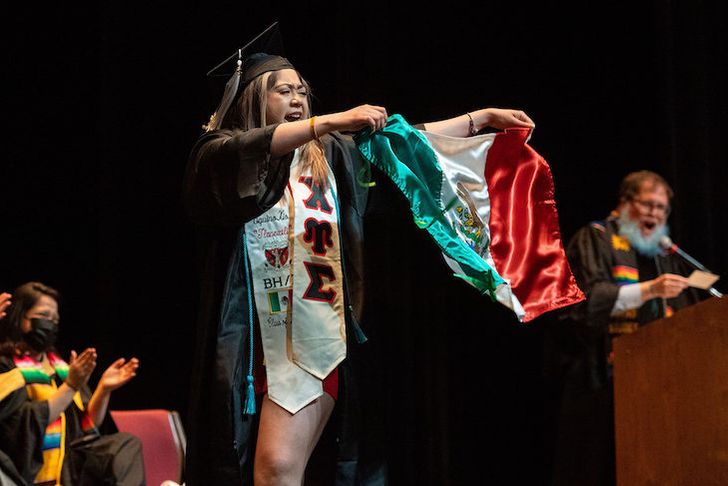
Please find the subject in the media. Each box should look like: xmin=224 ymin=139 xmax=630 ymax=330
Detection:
xmin=3 ymin=2 xmax=726 ymax=484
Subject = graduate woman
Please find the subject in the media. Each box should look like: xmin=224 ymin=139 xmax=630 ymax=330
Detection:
xmin=183 ymin=48 xmax=533 ymax=485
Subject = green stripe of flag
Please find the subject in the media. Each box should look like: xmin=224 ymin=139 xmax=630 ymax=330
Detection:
xmin=269 ymin=292 xmax=282 ymax=313
xmin=355 ymin=114 xmax=505 ymax=298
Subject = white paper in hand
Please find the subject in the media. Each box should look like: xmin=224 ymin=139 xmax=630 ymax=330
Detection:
xmin=687 ymin=270 xmax=720 ymax=289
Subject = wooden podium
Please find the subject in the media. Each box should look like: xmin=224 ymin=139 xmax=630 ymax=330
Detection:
xmin=613 ymin=297 xmax=728 ymax=485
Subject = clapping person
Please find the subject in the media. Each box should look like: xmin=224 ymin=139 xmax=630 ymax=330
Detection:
xmin=0 ymin=282 xmax=144 ymax=486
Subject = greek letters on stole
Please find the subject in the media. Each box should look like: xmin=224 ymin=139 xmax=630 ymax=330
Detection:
xmin=245 ymin=149 xmax=346 ymax=414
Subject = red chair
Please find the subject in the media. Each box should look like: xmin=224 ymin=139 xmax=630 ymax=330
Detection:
xmin=110 ymin=409 xmax=186 ymax=486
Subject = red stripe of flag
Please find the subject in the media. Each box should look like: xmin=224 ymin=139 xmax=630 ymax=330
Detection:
xmin=484 ymin=128 xmax=584 ymax=321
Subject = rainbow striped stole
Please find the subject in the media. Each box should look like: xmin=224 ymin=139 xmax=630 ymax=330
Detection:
xmin=13 ymin=353 xmax=73 ymax=399
xmin=612 ymin=265 xmax=639 ymax=286
xmin=47 ymin=353 xmax=69 ymax=381
xmin=13 ymin=353 xmax=99 ymax=484
xmin=12 ymin=355 xmax=52 ymax=386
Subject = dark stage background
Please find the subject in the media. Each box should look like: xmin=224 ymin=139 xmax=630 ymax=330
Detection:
xmin=4 ymin=2 xmax=727 ymax=484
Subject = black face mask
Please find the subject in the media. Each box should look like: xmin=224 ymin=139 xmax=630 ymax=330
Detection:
xmin=23 ymin=318 xmax=58 ymax=352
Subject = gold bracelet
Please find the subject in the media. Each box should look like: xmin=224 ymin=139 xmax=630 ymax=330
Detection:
xmin=309 ymin=116 xmax=320 ymax=141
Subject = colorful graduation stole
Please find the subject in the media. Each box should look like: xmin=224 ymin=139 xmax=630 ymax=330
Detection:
xmin=245 ymin=149 xmax=346 ymax=414
xmin=598 ymin=220 xmax=674 ymax=322
xmin=13 ymin=353 xmax=98 ymax=484
xmin=612 ymin=265 xmax=639 ymax=286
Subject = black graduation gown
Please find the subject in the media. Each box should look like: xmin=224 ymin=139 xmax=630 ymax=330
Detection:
xmin=182 ymin=127 xmax=383 ymax=485
xmin=547 ymin=218 xmax=704 ymax=486
xmin=564 ymin=218 xmax=702 ymax=389
xmin=0 ymin=355 xmax=144 ymax=486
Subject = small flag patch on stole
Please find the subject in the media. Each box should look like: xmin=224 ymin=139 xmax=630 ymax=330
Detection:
xmin=268 ymin=290 xmax=290 ymax=314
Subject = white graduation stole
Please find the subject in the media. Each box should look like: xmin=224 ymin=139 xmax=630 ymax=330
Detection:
xmin=244 ymin=149 xmax=346 ymax=413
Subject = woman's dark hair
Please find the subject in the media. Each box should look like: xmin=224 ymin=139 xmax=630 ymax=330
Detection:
xmin=0 ymin=282 xmax=60 ymax=356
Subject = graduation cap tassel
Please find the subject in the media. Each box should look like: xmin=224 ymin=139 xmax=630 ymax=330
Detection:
xmin=203 ymin=52 xmax=243 ymax=132
xmin=204 ymin=22 xmax=288 ymax=132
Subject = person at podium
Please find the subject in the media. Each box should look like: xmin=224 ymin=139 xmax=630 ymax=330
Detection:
xmin=549 ymin=170 xmax=705 ymax=486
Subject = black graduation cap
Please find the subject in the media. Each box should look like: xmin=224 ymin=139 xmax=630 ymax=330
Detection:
xmin=206 ymin=21 xmax=287 ymax=78
xmin=204 ymin=22 xmax=295 ymax=131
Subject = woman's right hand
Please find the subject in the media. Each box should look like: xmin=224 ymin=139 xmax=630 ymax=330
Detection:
xmin=66 ymin=348 xmax=97 ymax=390
xmin=329 ymin=105 xmax=388 ymax=133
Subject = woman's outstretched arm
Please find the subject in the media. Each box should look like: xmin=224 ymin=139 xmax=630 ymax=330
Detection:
xmin=270 ymin=105 xmax=388 ymax=156
xmin=422 ymin=108 xmax=534 ymax=137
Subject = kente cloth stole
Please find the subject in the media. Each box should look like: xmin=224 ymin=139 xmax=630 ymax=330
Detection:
xmin=13 ymin=353 xmax=99 ymax=484
xmin=245 ymin=149 xmax=346 ymax=414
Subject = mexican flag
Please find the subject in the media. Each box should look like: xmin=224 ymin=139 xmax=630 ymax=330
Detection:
xmin=355 ymin=115 xmax=583 ymax=322
xmin=267 ymin=289 xmax=290 ymax=314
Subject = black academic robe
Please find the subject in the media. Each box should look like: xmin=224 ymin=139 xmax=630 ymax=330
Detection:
xmin=0 ymin=355 xmax=144 ymax=486
xmin=548 ymin=217 xmax=704 ymax=486
xmin=565 ymin=218 xmax=702 ymax=389
xmin=182 ymin=126 xmax=384 ymax=485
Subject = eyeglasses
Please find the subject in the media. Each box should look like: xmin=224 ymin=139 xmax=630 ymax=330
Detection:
xmin=631 ymin=198 xmax=671 ymax=216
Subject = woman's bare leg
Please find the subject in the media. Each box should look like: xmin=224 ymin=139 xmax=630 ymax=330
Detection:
xmin=254 ymin=393 xmax=335 ymax=486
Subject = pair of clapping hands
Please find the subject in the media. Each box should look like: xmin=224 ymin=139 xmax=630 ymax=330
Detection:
xmin=1 ymin=292 xmax=138 ymax=392
xmin=66 ymin=348 xmax=140 ymax=392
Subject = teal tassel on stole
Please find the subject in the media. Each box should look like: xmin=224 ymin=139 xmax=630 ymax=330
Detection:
xmin=243 ymin=232 xmax=257 ymax=415
xmin=243 ymin=375 xmax=256 ymax=415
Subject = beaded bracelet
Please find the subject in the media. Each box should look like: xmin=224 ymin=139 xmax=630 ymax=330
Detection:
xmin=466 ymin=112 xmax=477 ymax=136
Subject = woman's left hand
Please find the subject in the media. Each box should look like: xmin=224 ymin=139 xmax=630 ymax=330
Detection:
xmin=98 ymin=357 xmax=139 ymax=392
xmin=479 ymin=108 xmax=535 ymax=130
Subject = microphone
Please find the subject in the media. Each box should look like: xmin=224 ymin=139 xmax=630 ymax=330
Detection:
xmin=659 ymin=236 xmax=723 ymax=298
